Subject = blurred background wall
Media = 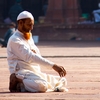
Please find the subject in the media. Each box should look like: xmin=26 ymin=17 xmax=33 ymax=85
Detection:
xmin=0 ymin=0 xmax=100 ymax=41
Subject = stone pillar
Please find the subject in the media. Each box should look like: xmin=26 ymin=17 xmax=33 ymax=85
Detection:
xmin=45 ymin=0 xmax=64 ymax=24
xmin=45 ymin=0 xmax=81 ymax=24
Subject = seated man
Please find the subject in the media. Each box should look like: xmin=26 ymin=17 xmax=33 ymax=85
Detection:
xmin=0 ymin=22 xmax=16 ymax=47
xmin=93 ymin=3 xmax=100 ymax=23
xmin=7 ymin=11 xmax=68 ymax=92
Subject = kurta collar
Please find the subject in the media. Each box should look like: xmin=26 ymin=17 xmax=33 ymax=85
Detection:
xmin=16 ymin=29 xmax=24 ymax=36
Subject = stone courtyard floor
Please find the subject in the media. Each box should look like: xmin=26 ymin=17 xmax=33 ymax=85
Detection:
xmin=0 ymin=41 xmax=100 ymax=100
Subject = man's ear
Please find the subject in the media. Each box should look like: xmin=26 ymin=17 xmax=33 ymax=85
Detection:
xmin=19 ymin=20 xmax=23 ymax=25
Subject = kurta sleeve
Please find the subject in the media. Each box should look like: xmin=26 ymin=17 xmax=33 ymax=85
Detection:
xmin=9 ymin=37 xmax=54 ymax=68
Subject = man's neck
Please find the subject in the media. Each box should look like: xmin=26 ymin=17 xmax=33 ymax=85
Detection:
xmin=18 ymin=29 xmax=31 ymax=40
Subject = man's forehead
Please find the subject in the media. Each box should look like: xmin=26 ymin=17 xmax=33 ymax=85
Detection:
xmin=21 ymin=18 xmax=34 ymax=24
xmin=25 ymin=18 xmax=34 ymax=22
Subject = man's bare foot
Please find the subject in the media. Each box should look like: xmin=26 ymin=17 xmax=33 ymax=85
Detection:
xmin=9 ymin=73 xmax=22 ymax=92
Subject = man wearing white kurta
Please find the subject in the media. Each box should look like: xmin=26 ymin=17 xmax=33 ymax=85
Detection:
xmin=93 ymin=9 xmax=100 ymax=23
xmin=93 ymin=3 xmax=100 ymax=23
xmin=7 ymin=11 xmax=68 ymax=92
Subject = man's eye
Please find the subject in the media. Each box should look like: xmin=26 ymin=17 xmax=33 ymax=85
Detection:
xmin=27 ymin=24 xmax=31 ymax=26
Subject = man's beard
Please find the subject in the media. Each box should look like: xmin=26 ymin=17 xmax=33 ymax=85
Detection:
xmin=24 ymin=33 xmax=31 ymax=40
xmin=22 ymin=26 xmax=31 ymax=40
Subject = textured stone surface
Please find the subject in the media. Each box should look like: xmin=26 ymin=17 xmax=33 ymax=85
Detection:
xmin=0 ymin=41 xmax=100 ymax=100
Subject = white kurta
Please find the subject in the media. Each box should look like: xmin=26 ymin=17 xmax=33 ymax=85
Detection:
xmin=7 ymin=30 xmax=67 ymax=92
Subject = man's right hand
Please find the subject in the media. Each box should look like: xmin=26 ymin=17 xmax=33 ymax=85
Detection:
xmin=31 ymin=49 xmax=36 ymax=53
xmin=52 ymin=64 xmax=67 ymax=77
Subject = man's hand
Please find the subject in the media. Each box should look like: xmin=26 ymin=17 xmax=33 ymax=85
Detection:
xmin=31 ymin=49 xmax=36 ymax=53
xmin=52 ymin=64 xmax=67 ymax=77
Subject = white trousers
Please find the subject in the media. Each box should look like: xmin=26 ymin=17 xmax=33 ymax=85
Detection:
xmin=23 ymin=78 xmax=48 ymax=92
xmin=16 ymin=69 xmax=67 ymax=92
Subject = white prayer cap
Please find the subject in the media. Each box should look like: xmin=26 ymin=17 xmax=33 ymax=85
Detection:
xmin=17 ymin=11 xmax=34 ymax=21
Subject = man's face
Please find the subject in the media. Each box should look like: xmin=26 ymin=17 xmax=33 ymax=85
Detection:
xmin=22 ymin=18 xmax=34 ymax=32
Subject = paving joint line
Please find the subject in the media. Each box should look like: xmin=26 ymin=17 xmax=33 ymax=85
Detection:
xmin=0 ymin=56 xmax=100 ymax=59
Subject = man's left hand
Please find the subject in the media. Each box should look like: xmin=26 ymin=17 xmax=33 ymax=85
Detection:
xmin=52 ymin=64 xmax=67 ymax=77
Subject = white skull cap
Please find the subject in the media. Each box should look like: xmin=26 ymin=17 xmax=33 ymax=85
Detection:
xmin=17 ymin=11 xmax=34 ymax=21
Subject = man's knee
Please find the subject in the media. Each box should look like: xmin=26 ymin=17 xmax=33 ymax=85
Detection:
xmin=37 ymin=81 xmax=48 ymax=92
xmin=23 ymin=79 xmax=48 ymax=92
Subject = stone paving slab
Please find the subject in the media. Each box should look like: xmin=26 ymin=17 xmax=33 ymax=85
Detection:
xmin=1 ymin=41 xmax=100 ymax=57
xmin=0 ymin=41 xmax=100 ymax=100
